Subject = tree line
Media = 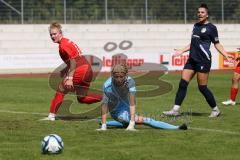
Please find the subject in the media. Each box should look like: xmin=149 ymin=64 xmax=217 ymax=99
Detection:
xmin=0 ymin=0 xmax=239 ymax=24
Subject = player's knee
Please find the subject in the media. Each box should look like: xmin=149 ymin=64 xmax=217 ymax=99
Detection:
xmin=117 ymin=111 xmax=130 ymax=124
xmin=77 ymin=97 xmax=85 ymax=103
xmin=179 ymin=79 xmax=189 ymax=89
xmin=135 ymin=115 xmax=144 ymax=124
xmin=198 ymin=85 xmax=207 ymax=93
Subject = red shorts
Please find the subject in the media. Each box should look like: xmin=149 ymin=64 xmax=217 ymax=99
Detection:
xmin=234 ymin=62 xmax=240 ymax=74
xmin=73 ymin=64 xmax=93 ymax=88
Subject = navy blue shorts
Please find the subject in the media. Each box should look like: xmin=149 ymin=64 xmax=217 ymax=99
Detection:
xmin=183 ymin=58 xmax=211 ymax=73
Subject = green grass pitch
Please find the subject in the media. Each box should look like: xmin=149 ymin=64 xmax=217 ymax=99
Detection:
xmin=0 ymin=71 xmax=239 ymax=160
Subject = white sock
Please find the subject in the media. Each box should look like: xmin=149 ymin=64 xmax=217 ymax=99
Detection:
xmin=212 ymin=106 xmax=219 ymax=111
xmin=173 ymin=105 xmax=180 ymax=111
xmin=49 ymin=113 xmax=56 ymax=118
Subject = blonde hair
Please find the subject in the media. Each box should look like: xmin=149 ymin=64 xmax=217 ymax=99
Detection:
xmin=49 ymin=22 xmax=62 ymax=33
xmin=111 ymin=64 xmax=128 ymax=75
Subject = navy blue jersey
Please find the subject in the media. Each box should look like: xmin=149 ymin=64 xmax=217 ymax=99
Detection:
xmin=190 ymin=23 xmax=219 ymax=63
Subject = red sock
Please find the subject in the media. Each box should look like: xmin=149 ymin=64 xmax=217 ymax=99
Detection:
xmin=230 ymin=87 xmax=238 ymax=101
xmin=50 ymin=92 xmax=65 ymax=114
xmin=77 ymin=94 xmax=102 ymax=104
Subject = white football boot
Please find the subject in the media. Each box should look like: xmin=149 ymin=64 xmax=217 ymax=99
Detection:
xmin=163 ymin=105 xmax=180 ymax=116
xmin=222 ymin=99 xmax=236 ymax=106
xmin=209 ymin=107 xmax=221 ymax=118
xmin=162 ymin=109 xmax=180 ymax=116
xmin=40 ymin=113 xmax=56 ymax=121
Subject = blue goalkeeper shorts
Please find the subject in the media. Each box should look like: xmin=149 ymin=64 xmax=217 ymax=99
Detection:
xmin=111 ymin=110 xmax=130 ymax=124
xmin=111 ymin=110 xmax=139 ymax=125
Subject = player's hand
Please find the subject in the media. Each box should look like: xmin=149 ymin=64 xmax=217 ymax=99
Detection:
xmin=96 ymin=124 xmax=107 ymax=131
xmin=64 ymin=79 xmax=74 ymax=89
xmin=173 ymin=49 xmax=184 ymax=57
xmin=126 ymin=128 xmax=137 ymax=131
xmin=96 ymin=128 xmax=107 ymax=131
xmin=225 ymin=54 xmax=234 ymax=63
xmin=126 ymin=121 xmax=136 ymax=131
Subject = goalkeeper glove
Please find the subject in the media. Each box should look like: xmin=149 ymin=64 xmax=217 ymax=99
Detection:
xmin=126 ymin=120 xmax=136 ymax=131
xmin=96 ymin=123 xmax=107 ymax=131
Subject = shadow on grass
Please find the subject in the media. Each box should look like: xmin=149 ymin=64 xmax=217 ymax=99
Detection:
xmin=56 ymin=100 xmax=101 ymax=121
xmin=181 ymin=112 xmax=209 ymax=117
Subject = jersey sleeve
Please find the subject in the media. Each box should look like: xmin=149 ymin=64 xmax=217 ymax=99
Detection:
xmin=128 ymin=77 xmax=136 ymax=94
xmin=101 ymin=84 xmax=109 ymax=104
xmin=209 ymin=25 xmax=219 ymax=44
xmin=101 ymin=92 xmax=109 ymax=104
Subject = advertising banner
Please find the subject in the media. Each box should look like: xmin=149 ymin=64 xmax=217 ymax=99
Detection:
xmin=219 ymin=51 xmax=240 ymax=69
xmin=0 ymin=40 xmax=221 ymax=73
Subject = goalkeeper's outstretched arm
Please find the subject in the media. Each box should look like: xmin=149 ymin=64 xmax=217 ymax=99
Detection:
xmin=97 ymin=104 xmax=108 ymax=131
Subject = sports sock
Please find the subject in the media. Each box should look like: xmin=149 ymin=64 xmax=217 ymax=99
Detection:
xmin=175 ymin=79 xmax=189 ymax=105
xmin=77 ymin=94 xmax=102 ymax=104
xmin=48 ymin=113 xmax=56 ymax=118
xmin=173 ymin=105 xmax=180 ymax=111
xmin=212 ymin=106 xmax=219 ymax=111
xmin=143 ymin=117 xmax=179 ymax=130
xmin=50 ymin=92 xmax=65 ymax=114
xmin=198 ymin=85 xmax=216 ymax=108
xmin=230 ymin=87 xmax=238 ymax=101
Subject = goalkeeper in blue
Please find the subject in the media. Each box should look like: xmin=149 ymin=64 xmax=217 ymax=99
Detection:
xmin=97 ymin=64 xmax=187 ymax=131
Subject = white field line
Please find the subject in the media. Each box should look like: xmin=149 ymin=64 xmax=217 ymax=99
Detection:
xmin=190 ymin=127 xmax=240 ymax=135
xmin=0 ymin=109 xmax=239 ymax=134
xmin=0 ymin=109 xmax=97 ymax=122
xmin=0 ymin=109 xmax=47 ymax=116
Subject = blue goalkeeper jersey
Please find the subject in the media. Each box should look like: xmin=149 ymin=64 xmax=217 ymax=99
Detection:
xmin=102 ymin=76 xmax=136 ymax=114
xmin=190 ymin=22 xmax=219 ymax=63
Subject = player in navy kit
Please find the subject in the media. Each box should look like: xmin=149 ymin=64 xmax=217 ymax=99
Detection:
xmin=163 ymin=4 xmax=233 ymax=118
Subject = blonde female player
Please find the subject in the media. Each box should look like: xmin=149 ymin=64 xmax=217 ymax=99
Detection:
xmin=97 ymin=64 xmax=187 ymax=131
xmin=42 ymin=22 xmax=102 ymax=121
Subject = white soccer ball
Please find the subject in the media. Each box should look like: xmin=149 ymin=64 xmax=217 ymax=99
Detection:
xmin=41 ymin=134 xmax=64 ymax=154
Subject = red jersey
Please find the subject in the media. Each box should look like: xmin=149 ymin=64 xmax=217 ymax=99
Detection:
xmin=58 ymin=37 xmax=92 ymax=83
xmin=59 ymin=37 xmax=89 ymax=67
